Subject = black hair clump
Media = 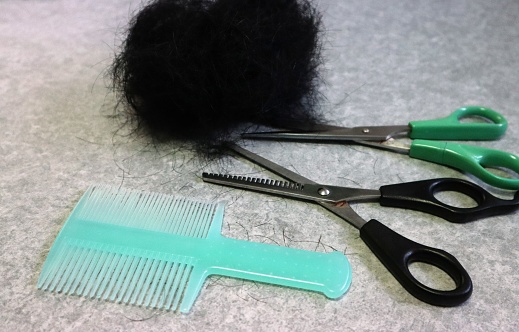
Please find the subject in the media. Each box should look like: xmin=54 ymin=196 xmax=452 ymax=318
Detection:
xmin=111 ymin=0 xmax=324 ymax=153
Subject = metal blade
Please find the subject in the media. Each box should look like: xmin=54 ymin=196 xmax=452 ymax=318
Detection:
xmin=242 ymin=125 xmax=410 ymax=142
xmin=202 ymin=173 xmax=380 ymax=203
xmin=225 ymin=144 xmax=373 ymax=229
xmin=227 ymin=143 xmax=314 ymax=184
xmin=354 ymin=139 xmax=411 ymax=154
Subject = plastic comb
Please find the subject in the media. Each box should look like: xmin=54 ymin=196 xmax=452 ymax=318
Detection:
xmin=37 ymin=185 xmax=352 ymax=313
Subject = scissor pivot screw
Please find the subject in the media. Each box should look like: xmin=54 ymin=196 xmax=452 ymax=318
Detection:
xmin=318 ymin=188 xmax=330 ymax=196
xmin=362 ymin=128 xmax=370 ymax=133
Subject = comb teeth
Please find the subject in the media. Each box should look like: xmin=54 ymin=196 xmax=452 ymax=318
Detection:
xmin=37 ymin=185 xmax=224 ymax=312
xmin=75 ymin=185 xmax=218 ymax=238
xmin=203 ymin=173 xmax=304 ymax=190
xmin=38 ymin=240 xmax=195 ymax=311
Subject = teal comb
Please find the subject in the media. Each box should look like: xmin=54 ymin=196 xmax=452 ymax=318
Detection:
xmin=37 ymin=185 xmax=352 ymax=313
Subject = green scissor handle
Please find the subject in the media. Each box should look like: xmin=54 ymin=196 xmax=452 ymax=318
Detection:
xmin=409 ymin=139 xmax=519 ymax=190
xmin=408 ymin=106 xmax=508 ymax=140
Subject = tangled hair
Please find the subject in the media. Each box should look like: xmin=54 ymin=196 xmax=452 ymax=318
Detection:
xmin=111 ymin=0 xmax=324 ymax=153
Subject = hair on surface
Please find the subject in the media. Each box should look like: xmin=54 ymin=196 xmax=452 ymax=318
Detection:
xmin=110 ymin=0 xmax=324 ymax=154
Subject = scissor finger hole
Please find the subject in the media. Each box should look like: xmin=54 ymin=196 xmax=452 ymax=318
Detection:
xmin=484 ymin=166 xmax=519 ymax=180
xmin=408 ymin=262 xmax=457 ymax=291
xmin=459 ymin=115 xmax=495 ymax=124
xmin=433 ymin=190 xmax=479 ymax=208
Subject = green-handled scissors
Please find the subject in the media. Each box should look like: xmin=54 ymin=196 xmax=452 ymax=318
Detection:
xmin=243 ymin=106 xmax=519 ymax=190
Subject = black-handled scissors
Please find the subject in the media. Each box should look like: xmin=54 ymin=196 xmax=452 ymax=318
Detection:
xmin=202 ymin=145 xmax=519 ymax=306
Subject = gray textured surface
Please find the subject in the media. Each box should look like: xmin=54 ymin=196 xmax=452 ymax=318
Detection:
xmin=1 ymin=0 xmax=519 ymax=331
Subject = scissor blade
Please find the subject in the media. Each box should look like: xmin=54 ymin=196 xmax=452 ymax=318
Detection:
xmin=225 ymin=144 xmax=372 ymax=229
xmin=227 ymin=143 xmax=314 ymax=184
xmin=203 ymin=173 xmax=379 ymax=203
xmin=242 ymin=125 xmax=410 ymax=142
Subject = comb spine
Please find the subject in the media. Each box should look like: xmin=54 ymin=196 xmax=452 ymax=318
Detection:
xmin=178 ymin=203 xmax=225 ymax=312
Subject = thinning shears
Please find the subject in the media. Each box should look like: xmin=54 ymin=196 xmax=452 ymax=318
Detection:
xmin=242 ymin=106 xmax=519 ymax=190
xmin=202 ymin=144 xmax=519 ymax=306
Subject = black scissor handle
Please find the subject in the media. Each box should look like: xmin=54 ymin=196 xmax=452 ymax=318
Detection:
xmin=378 ymin=178 xmax=519 ymax=223
xmin=360 ymin=219 xmax=472 ymax=307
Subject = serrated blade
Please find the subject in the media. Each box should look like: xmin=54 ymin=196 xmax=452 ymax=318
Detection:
xmin=202 ymin=172 xmax=380 ymax=203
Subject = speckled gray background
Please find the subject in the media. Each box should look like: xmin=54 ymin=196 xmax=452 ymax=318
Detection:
xmin=1 ymin=0 xmax=519 ymax=331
